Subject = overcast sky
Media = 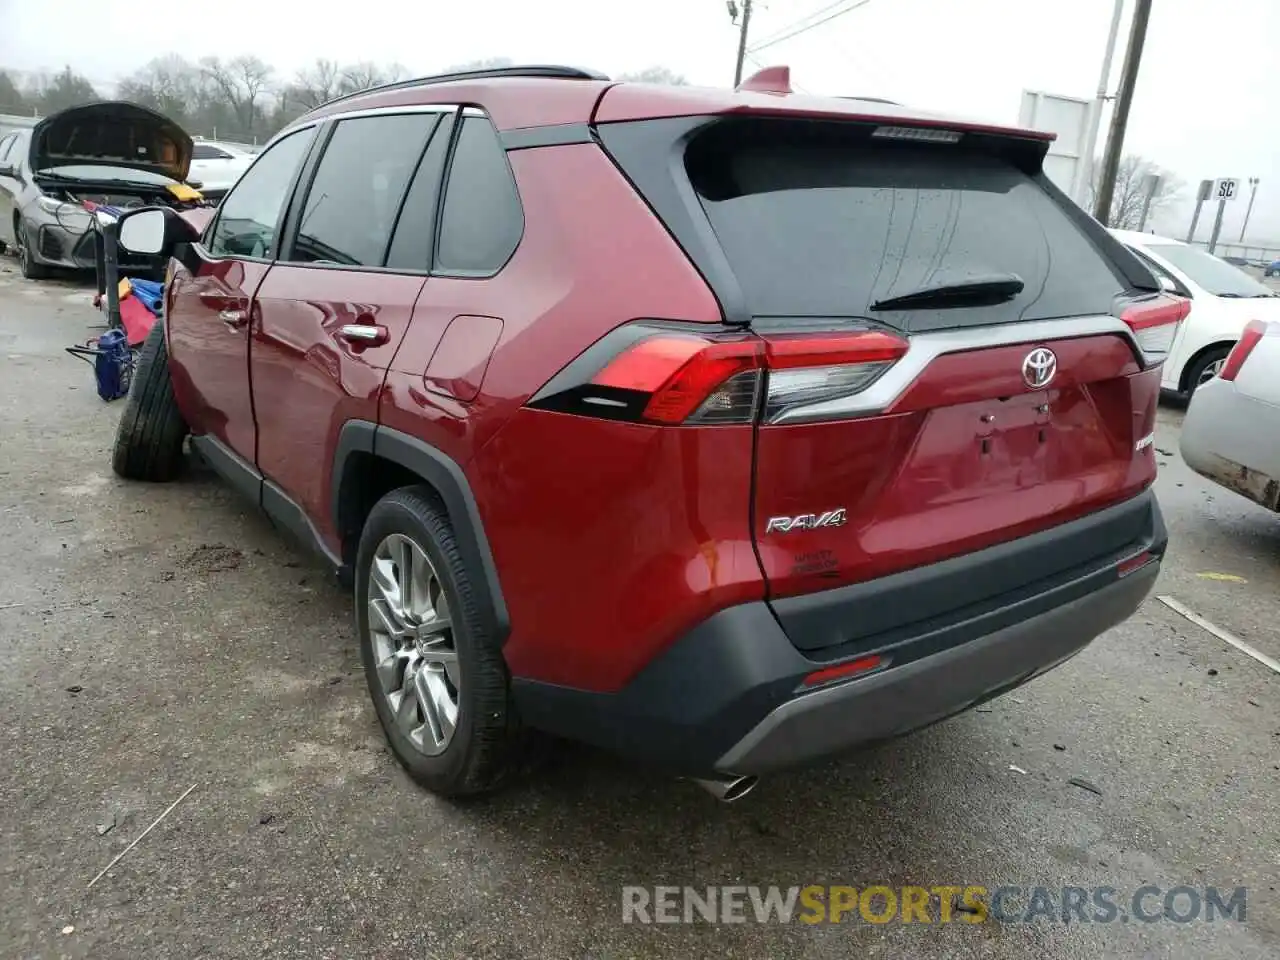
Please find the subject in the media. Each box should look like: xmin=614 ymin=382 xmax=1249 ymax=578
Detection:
xmin=2 ymin=0 xmax=1277 ymax=243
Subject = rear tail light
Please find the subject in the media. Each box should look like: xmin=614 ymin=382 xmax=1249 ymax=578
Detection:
xmin=762 ymin=331 xmax=907 ymax=422
xmin=1219 ymin=319 xmax=1269 ymax=381
xmin=1117 ymin=293 xmax=1191 ymax=366
xmin=527 ymin=322 xmax=907 ymax=426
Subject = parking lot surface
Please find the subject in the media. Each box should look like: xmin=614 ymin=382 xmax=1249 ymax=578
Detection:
xmin=1 ymin=258 xmax=1278 ymax=959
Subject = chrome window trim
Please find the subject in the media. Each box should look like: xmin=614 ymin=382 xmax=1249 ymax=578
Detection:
xmin=766 ymin=314 xmax=1138 ymax=425
xmin=257 ymin=104 xmax=462 ymax=154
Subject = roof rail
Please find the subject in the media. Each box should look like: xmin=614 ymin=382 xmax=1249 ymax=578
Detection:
xmin=315 ymin=65 xmax=611 ymax=111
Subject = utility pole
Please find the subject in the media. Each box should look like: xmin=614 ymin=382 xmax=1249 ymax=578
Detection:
xmin=1137 ymin=173 xmax=1162 ymax=232
xmin=1078 ymin=0 xmax=1126 ymax=208
xmin=1186 ymin=179 xmax=1212 ymax=243
xmin=1239 ymin=177 xmax=1261 ymax=242
xmin=731 ymin=0 xmax=754 ymax=87
xmin=1094 ymin=0 xmax=1153 ymax=226
xmin=1207 ymin=194 xmax=1229 ymax=255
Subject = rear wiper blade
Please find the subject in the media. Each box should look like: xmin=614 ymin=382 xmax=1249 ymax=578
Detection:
xmin=871 ymin=273 xmax=1025 ymax=311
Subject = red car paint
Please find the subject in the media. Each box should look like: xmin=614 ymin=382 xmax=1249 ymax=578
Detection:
xmin=251 ymin=265 xmax=425 ymax=548
xmin=755 ymin=336 xmax=1158 ymax=599
xmin=166 ymin=257 xmax=269 ymax=462
xmin=156 ymin=66 xmax=1172 ymax=757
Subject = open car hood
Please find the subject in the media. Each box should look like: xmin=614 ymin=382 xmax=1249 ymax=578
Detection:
xmin=30 ymin=101 xmax=192 ymax=181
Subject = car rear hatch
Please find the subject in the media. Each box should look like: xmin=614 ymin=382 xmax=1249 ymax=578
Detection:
xmin=595 ymin=102 xmax=1180 ymax=655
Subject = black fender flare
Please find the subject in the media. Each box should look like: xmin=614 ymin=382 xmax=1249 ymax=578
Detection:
xmin=332 ymin=420 xmax=510 ymax=644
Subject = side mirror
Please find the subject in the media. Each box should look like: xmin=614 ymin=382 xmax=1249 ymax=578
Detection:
xmin=116 ymin=207 xmax=198 ymax=256
xmin=117 ymin=208 xmax=168 ymax=255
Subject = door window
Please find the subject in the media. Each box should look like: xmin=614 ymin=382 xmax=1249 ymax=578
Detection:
xmin=384 ymin=114 xmax=455 ymax=272
xmin=435 ymin=115 xmax=523 ymax=275
xmin=287 ymin=113 xmax=441 ymax=268
xmin=207 ymin=127 xmax=316 ymax=260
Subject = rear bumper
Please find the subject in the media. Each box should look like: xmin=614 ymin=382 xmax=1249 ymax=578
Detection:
xmin=1181 ymin=378 xmax=1280 ymax=511
xmin=513 ymin=490 xmax=1166 ymax=776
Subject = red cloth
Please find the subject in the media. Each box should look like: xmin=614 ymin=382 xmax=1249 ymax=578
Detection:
xmin=119 ymin=295 xmax=158 ymax=346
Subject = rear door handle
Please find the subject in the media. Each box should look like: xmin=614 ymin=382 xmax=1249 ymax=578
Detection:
xmin=338 ymin=324 xmax=389 ymax=346
xmin=219 ymin=308 xmax=248 ymax=329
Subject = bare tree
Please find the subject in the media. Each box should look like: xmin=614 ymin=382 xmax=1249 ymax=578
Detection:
xmin=290 ymin=58 xmax=342 ymax=110
xmin=23 ymin=66 xmax=99 ymax=115
xmin=619 ymin=66 xmax=688 ymax=85
xmin=1089 ymin=154 xmax=1182 ymax=230
xmin=338 ymin=61 xmax=407 ymax=96
xmin=200 ymin=55 xmax=274 ymax=140
xmin=118 ymin=56 xmax=204 ymax=127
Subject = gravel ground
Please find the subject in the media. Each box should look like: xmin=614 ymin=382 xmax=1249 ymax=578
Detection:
xmin=1 ymin=257 xmax=1277 ymax=959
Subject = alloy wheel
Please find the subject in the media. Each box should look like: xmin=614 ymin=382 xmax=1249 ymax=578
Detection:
xmin=16 ymin=222 xmax=30 ymax=273
xmin=1197 ymin=357 xmax=1226 ymax=386
xmin=367 ymin=533 xmax=460 ymax=756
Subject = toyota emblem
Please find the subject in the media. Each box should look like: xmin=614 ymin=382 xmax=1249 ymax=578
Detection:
xmin=1022 ymin=347 xmax=1057 ymax=389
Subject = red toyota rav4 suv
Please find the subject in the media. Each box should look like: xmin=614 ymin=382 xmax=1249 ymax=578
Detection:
xmin=111 ymin=65 xmax=1176 ymax=800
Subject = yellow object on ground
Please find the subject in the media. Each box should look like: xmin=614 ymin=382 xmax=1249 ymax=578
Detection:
xmin=166 ymin=183 xmax=203 ymax=202
xmin=118 ymin=278 xmax=132 ymax=300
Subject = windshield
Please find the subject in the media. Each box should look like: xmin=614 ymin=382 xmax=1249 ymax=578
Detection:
xmin=39 ymin=164 xmax=178 ymax=186
xmin=1146 ymin=243 xmax=1273 ymax=297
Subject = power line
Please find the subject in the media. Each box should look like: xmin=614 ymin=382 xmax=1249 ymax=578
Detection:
xmin=748 ymin=0 xmax=874 ymax=54
xmin=748 ymin=0 xmax=859 ymax=50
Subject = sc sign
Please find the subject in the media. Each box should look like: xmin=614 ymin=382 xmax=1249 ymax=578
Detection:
xmin=1214 ymin=178 xmax=1240 ymax=201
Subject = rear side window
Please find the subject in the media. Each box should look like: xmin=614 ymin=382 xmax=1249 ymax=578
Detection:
xmin=289 ymin=113 xmax=440 ymax=268
xmin=435 ymin=115 xmax=523 ymax=275
xmin=193 ymin=144 xmax=232 ymax=160
xmin=685 ymin=121 xmax=1127 ymax=331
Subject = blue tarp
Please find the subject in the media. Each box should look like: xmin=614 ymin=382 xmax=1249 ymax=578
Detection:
xmin=129 ymin=278 xmax=164 ymax=316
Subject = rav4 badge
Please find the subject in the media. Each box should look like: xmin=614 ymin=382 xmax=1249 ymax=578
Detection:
xmin=766 ymin=509 xmax=848 ymax=534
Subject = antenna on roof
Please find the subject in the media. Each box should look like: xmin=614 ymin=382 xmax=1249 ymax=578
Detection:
xmin=736 ymin=65 xmax=792 ymax=95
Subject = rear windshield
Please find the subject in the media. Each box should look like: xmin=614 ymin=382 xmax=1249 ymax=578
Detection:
xmin=1144 ymin=243 xmax=1275 ymax=298
xmin=685 ymin=121 xmax=1127 ymax=330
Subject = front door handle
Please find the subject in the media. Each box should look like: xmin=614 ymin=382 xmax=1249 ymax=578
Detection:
xmin=219 ymin=308 xmax=248 ymax=329
xmin=338 ymin=324 xmax=390 ymax=346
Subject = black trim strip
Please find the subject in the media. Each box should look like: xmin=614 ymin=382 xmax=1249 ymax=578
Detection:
xmin=331 ymin=421 xmax=510 ymax=644
xmin=262 ymin=478 xmax=343 ymax=570
xmin=190 ymin=433 xmax=260 ymax=505
xmin=190 ymin=433 xmax=346 ymax=577
xmin=773 ymin=489 xmax=1166 ymax=658
xmin=511 ymin=491 xmax=1167 ymax=775
xmin=500 ymin=123 xmax=594 ymax=151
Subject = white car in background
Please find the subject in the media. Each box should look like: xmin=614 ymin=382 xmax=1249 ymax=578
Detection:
xmin=1111 ymin=229 xmax=1280 ymax=398
xmin=1181 ymin=319 xmax=1280 ymax=512
xmin=187 ymin=139 xmax=255 ymax=202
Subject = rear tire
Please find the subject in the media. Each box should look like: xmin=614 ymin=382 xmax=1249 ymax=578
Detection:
xmin=356 ymin=486 xmax=525 ymax=797
xmin=1184 ymin=345 xmax=1231 ymax=398
xmin=112 ymin=320 xmax=188 ymax=481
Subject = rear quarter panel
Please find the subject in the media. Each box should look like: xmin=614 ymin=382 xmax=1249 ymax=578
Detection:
xmin=381 ymin=142 xmax=753 ymax=693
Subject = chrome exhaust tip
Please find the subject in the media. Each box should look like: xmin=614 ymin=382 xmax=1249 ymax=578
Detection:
xmin=689 ymin=773 xmax=759 ymax=803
